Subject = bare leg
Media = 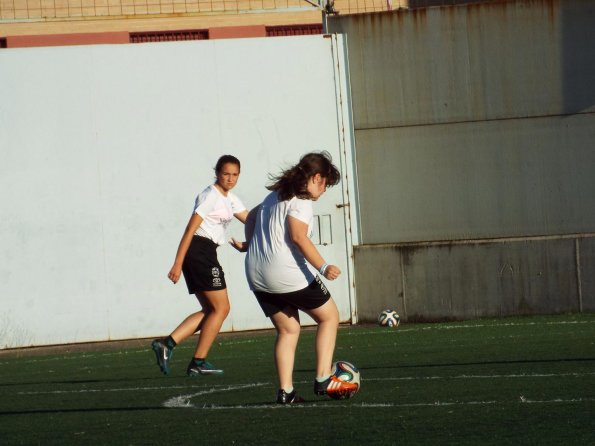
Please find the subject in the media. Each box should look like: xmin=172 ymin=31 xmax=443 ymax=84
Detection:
xmin=270 ymin=307 xmax=301 ymax=390
xmin=304 ymin=298 xmax=340 ymax=377
xmin=152 ymin=308 xmax=206 ymax=376
xmin=169 ymin=311 xmax=206 ymax=344
xmin=192 ymin=289 xmax=230 ymax=359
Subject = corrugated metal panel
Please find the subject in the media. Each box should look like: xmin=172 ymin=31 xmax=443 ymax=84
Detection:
xmin=579 ymin=237 xmax=595 ymax=312
xmin=356 ymin=113 xmax=595 ymax=243
xmin=130 ymin=29 xmax=208 ymax=43
xmin=328 ymin=0 xmax=595 ymax=244
xmin=328 ymin=0 xmax=575 ymax=129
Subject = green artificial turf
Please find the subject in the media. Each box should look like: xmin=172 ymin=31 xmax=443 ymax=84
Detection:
xmin=0 ymin=314 xmax=593 ymax=445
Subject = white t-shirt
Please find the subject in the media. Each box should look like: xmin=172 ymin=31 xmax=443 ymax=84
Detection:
xmin=245 ymin=191 xmax=317 ymax=293
xmin=193 ymin=184 xmax=246 ymax=246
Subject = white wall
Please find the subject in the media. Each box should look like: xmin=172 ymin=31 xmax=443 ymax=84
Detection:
xmin=0 ymin=35 xmax=355 ymax=348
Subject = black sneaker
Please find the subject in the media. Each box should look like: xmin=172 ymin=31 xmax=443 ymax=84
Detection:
xmin=151 ymin=339 xmax=173 ymax=376
xmin=276 ymin=389 xmax=305 ymax=404
xmin=186 ymin=359 xmax=224 ymax=376
xmin=314 ymin=378 xmax=329 ymax=395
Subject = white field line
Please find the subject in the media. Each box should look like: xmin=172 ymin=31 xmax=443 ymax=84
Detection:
xmin=0 ymin=348 xmax=259 ymax=366
xmin=347 ymin=319 xmax=595 ymax=337
xmin=164 ymin=372 xmax=595 ymax=409
xmin=15 ymin=370 xmax=595 ymax=399
xmin=159 ymin=384 xmax=504 ymax=410
xmin=176 ymin=401 xmax=504 ymax=410
xmin=163 ymin=383 xmax=269 ymax=408
xmin=16 ymin=382 xmax=263 ymax=395
xmin=364 ymin=371 xmax=595 ymax=381
xmin=0 ymin=350 xmax=149 ymax=365
xmin=519 ymin=397 xmax=595 ymax=404
xmin=190 ymin=396 xmax=595 ymax=410
xmin=22 ymin=382 xmax=593 ymax=410
xmin=3 ymin=318 xmax=593 ymax=365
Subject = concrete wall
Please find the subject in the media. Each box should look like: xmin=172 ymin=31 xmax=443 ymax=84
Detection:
xmin=0 ymin=35 xmax=356 ymax=348
xmin=329 ymin=0 xmax=595 ymax=321
xmin=354 ymin=236 xmax=595 ymax=322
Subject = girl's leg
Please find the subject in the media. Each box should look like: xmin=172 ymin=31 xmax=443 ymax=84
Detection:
xmin=152 ymin=303 xmax=208 ymax=376
xmin=270 ymin=306 xmax=301 ymax=391
xmin=192 ymin=289 xmax=230 ymax=359
xmin=304 ymin=298 xmax=340 ymax=378
xmin=169 ymin=311 xmax=206 ymax=344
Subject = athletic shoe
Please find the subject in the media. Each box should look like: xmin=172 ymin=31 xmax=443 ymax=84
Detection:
xmin=151 ymin=339 xmax=173 ymax=376
xmin=276 ymin=389 xmax=305 ymax=404
xmin=186 ymin=359 xmax=224 ymax=376
xmin=314 ymin=375 xmax=358 ymax=398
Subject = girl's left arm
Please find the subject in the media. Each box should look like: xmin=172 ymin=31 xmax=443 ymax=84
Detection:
xmin=230 ymin=206 xmax=259 ymax=252
xmin=234 ymin=209 xmax=249 ymax=224
xmin=230 ymin=209 xmax=249 ymax=252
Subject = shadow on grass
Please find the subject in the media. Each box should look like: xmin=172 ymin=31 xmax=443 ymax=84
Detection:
xmin=0 ymin=375 xmax=178 ymax=388
xmin=0 ymin=400 xmax=321 ymax=415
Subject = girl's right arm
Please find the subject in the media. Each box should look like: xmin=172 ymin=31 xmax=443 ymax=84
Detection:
xmin=168 ymin=213 xmax=203 ymax=284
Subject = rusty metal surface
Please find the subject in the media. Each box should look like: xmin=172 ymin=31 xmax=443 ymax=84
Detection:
xmin=329 ymin=0 xmax=595 ymax=130
xmin=328 ymin=0 xmax=595 ymax=244
xmin=356 ymin=113 xmax=595 ymax=243
xmin=337 ymin=0 xmax=595 ymax=321
xmin=579 ymin=237 xmax=595 ymax=312
xmin=353 ymin=243 xmax=405 ymax=322
xmin=354 ymin=236 xmax=589 ymax=322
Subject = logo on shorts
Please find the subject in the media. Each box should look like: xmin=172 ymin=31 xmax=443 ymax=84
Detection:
xmin=212 ymin=267 xmax=222 ymax=287
xmin=316 ymin=276 xmax=329 ymax=295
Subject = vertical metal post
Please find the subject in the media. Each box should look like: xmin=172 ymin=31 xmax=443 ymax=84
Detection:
xmin=400 ymin=249 xmax=408 ymax=321
xmin=575 ymin=238 xmax=583 ymax=313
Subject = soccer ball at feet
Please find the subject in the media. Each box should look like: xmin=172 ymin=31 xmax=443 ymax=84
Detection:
xmin=329 ymin=360 xmax=361 ymax=400
xmin=378 ymin=309 xmax=400 ymax=327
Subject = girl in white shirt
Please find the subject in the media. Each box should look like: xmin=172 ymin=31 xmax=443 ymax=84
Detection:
xmin=152 ymin=155 xmax=248 ymax=377
xmin=237 ymin=151 xmax=357 ymax=404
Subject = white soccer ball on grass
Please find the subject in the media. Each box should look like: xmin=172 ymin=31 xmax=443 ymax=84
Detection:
xmin=378 ymin=309 xmax=400 ymax=327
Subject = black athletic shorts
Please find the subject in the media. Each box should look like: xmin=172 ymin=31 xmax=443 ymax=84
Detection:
xmin=182 ymin=235 xmax=226 ymax=294
xmin=253 ymin=276 xmax=331 ymax=317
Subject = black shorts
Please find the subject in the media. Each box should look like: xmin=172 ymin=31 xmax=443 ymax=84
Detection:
xmin=182 ymin=236 xmax=226 ymax=294
xmin=253 ymin=276 xmax=331 ymax=317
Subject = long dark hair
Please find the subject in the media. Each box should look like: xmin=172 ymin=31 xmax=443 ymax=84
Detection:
xmin=267 ymin=151 xmax=340 ymax=201
xmin=215 ymin=155 xmax=241 ymax=174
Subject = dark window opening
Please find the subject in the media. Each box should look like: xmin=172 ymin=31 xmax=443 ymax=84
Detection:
xmin=130 ymin=29 xmax=209 ymax=43
xmin=266 ymin=24 xmax=323 ymax=37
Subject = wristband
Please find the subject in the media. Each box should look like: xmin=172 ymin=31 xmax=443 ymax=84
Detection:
xmin=319 ymin=263 xmax=328 ymax=275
